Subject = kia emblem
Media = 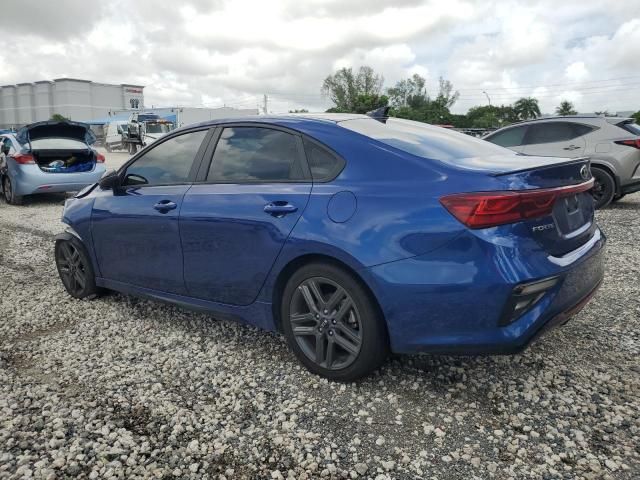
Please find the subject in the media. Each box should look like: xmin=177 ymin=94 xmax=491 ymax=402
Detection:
xmin=580 ymin=165 xmax=590 ymax=180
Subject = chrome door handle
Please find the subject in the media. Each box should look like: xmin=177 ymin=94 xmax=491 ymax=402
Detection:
xmin=563 ymin=145 xmax=580 ymax=151
xmin=264 ymin=202 xmax=298 ymax=216
xmin=153 ymin=200 xmax=177 ymax=212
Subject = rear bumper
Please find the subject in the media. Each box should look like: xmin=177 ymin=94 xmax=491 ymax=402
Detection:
xmin=10 ymin=164 xmax=106 ymax=196
xmin=362 ymin=228 xmax=606 ymax=354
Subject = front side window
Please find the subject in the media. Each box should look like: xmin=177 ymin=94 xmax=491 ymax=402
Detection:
xmin=207 ymin=127 xmax=304 ymax=182
xmin=486 ymin=126 xmax=527 ymax=148
xmin=123 ymin=129 xmax=207 ymax=186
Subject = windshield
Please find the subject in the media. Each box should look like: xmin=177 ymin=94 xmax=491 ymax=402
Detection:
xmin=145 ymin=123 xmax=171 ymax=134
xmin=30 ymin=138 xmax=89 ymax=150
xmin=340 ymin=117 xmax=510 ymax=162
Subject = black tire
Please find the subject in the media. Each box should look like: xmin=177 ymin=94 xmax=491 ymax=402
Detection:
xmin=2 ymin=176 xmax=23 ymax=205
xmin=591 ymin=167 xmax=615 ymax=209
xmin=281 ymin=263 xmax=389 ymax=381
xmin=54 ymin=238 xmax=100 ymax=299
xmin=611 ymin=194 xmax=626 ymax=203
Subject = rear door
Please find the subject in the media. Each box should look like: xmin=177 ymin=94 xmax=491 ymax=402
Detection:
xmin=91 ymin=128 xmax=211 ymax=294
xmin=522 ymin=122 xmax=593 ymax=157
xmin=180 ymin=125 xmax=312 ymax=305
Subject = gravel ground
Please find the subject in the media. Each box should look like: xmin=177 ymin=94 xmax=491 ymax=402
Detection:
xmin=0 ymin=182 xmax=638 ymax=479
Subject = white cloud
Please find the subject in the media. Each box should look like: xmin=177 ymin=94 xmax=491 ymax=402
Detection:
xmin=0 ymin=0 xmax=639 ymax=115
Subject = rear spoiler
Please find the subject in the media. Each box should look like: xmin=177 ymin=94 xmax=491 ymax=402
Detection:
xmin=492 ymin=156 xmax=590 ymax=177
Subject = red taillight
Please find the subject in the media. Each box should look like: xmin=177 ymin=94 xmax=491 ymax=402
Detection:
xmin=95 ymin=152 xmax=106 ymax=163
xmin=440 ymin=179 xmax=594 ymax=229
xmin=11 ymin=153 xmax=35 ymax=164
xmin=614 ymin=139 xmax=640 ymax=149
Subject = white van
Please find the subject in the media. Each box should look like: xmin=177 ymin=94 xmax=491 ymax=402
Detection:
xmin=104 ymin=121 xmax=128 ymax=152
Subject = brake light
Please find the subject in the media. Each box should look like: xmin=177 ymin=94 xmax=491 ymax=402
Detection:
xmin=95 ymin=152 xmax=106 ymax=163
xmin=440 ymin=179 xmax=594 ymax=229
xmin=11 ymin=153 xmax=35 ymax=164
xmin=614 ymin=139 xmax=640 ymax=149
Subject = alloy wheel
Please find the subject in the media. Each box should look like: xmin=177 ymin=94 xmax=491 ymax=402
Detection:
xmin=56 ymin=242 xmax=87 ymax=296
xmin=591 ymin=177 xmax=605 ymax=204
xmin=289 ymin=277 xmax=362 ymax=370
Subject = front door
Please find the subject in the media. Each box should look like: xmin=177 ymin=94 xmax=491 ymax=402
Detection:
xmin=92 ymin=128 xmax=210 ymax=294
xmin=180 ymin=126 xmax=312 ymax=305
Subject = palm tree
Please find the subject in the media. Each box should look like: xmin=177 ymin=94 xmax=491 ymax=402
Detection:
xmin=555 ymin=100 xmax=577 ymax=116
xmin=514 ymin=97 xmax=541 ymax=120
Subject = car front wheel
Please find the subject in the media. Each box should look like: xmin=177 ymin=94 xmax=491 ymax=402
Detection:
xmin=55 ymin=238 xmax=100 ymax=299
xmin=281 ymin=263 xmax=389 ymax=381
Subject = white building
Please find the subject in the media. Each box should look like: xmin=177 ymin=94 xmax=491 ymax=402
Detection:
xmin=0 ymin=78 xmax=144 ymax=128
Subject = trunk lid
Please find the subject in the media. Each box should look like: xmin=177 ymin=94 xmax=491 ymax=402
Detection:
xmin=16 ymin=120 xmax=96 ymax=146
xmin=495 ymin=157 xmax=595 ymax=257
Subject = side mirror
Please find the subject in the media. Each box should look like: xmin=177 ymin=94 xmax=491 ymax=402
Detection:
xmin=99 ymin=169 xmax=120 ymax=189
xmin=1 ymin=145 xmax=9 ymax=155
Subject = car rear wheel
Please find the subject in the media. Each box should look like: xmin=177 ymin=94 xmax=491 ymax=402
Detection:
xmin=55 ymin=238 xmax=100 ymax=299
xmin=2 ymin=176 xmax=23 ymax=205
xmin=591 ymin=167 xmax=615 ymax=209
xmin=281 ymin=263 xmax=389 ymax=381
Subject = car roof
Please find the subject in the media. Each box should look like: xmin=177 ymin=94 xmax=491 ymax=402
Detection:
xmin=170 ymin=113 xmax=371 ymax=135
xmin=503 ymin=115 xmax=632 ymax=127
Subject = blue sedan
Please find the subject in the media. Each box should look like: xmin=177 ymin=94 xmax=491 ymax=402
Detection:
xmin=54 ymin=113 xmax=605 ymax=380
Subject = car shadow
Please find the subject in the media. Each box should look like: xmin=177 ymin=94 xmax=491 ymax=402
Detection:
xmin=19 ymin=192 xmax=72 ymax=206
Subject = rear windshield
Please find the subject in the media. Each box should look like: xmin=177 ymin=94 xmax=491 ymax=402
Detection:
xmin=339 ymin=117 xmax=509 ymax=161
xmin=620 ymin=122 xmax=640 ymax=135
xmin=30 ymin=138 xmax=89 ymax=150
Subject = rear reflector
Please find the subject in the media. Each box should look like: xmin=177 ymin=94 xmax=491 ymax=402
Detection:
xmin=440 ymin=179 xmax=594 ymax=229
xmin=11 ymin=153 xmax=35 ymax=164
xmin=95 ymin=152 xmax=106 ymax=163
xmin=614 ymin=139 xmax=640 ymax=149
xmin=499 ymin=276 xmax=559 ymax=326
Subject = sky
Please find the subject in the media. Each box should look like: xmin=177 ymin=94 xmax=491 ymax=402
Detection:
xmin=1 ymin=0 xmax=639 ymax=115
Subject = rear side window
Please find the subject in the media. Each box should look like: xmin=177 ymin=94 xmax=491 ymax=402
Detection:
xmin=524 ymin=122 xmax=594 ymax=145
xmin=486 ymin=126 xmax=527 ymax=147
xmin=123 ymin=129 xmax=207 ymax=186
xmin=207 ymin=127 xmax=305 ymax=182
xmin=303 ymin=138 xmax=345 ymax=181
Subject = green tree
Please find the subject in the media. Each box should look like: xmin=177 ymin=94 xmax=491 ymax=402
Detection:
xmin=50 ymin=113 xmax=70 ymax=121
xmin=555 ymin=100 xmax=577 ymax=116
xmin=465 ymin=105 xmax=518 ymax=128
xmin=514 ymin=97 xmax=541 ymax=120
xmin=387 ymin=75 xmax=459 ymax=124
xmin=387 ymin=74 xmax=429 ymax=109
xmin=322 ymin=66 xmax=387 ymax=113
xmin=632 ymin=110 xmax=640 ymax=122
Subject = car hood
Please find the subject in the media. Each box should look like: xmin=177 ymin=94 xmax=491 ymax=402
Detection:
xmin=16 ymin=120 xmax=96 ymax=145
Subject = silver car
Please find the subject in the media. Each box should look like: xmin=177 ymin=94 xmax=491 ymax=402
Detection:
xmin=483 ymin=116 xmax=640 ymax=208
xmin=0 ymin=121 xmax=106 ymax=205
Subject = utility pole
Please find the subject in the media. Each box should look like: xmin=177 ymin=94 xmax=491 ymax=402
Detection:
xmin=483 ymin=91 xmax=491 ymax=106
xmin=263 ymin=94 xmax=268 ymax=115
